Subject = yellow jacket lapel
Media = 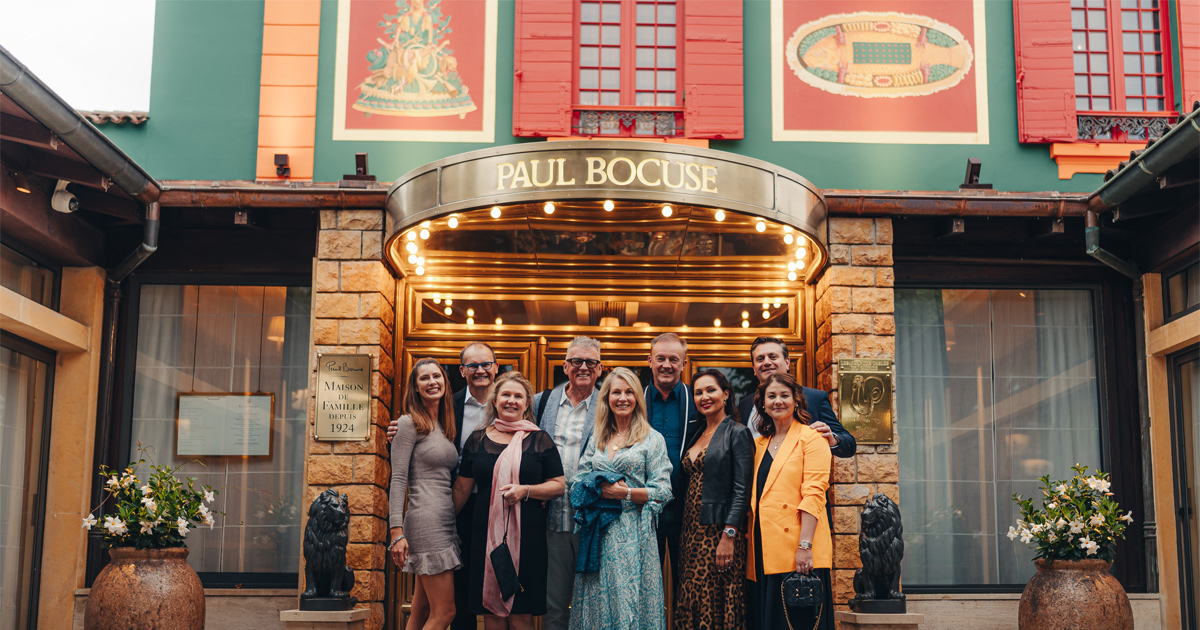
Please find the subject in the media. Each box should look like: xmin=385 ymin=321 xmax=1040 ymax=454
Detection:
xmin=762 ymin=422 xmax=802 ymax=496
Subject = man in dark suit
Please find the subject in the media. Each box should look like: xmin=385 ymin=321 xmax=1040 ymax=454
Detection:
xmin=388 ymin=342 xmax=498 ymax=630
xmin=736 ymin=336 xmax=856 ymax=459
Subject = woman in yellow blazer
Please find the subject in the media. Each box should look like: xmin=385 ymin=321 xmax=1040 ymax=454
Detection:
xmin=745 ymin=373 xmax=833 ymax=630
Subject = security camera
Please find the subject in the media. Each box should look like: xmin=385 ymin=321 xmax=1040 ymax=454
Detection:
xmin=51 ymin=179 xmax=78 ymax=213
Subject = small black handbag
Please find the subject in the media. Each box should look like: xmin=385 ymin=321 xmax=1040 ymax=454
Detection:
xmin=489 ymin=507 xmax=522 ymax=601
xmin=780 ymin=571 xmax=824 ymax=630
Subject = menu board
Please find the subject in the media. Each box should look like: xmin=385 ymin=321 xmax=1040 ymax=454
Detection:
xmin=176 ymin=393 xmax=274 ymax=457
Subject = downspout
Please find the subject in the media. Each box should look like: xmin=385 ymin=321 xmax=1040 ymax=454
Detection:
xmin=1084 ymin=211 xmax=1140 ymax=279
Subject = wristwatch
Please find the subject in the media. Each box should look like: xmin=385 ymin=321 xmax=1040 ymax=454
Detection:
xmin=798 ymin=539 xmax=813 ymax=550
xmin=722 ymin=526 xmax=738 ymax=539
xmin=625 ymin=487 xmax=633 ymax=501
xmin=388 ymin=535 xmax=406 ymax=550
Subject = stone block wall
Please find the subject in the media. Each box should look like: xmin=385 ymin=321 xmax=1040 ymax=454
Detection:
xmin=812 ymin=217 xmax=897 ymax=610
xmin=306 ymin=210 xmax=397 ymax=630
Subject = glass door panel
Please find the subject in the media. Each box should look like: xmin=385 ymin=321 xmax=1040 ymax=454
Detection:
xmin=1171 ymin=347 xmax=1200 ymax=630
xmin=0 ymin=344 xmax=50 ymax=630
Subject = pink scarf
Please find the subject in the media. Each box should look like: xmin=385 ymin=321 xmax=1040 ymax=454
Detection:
xmin=482 ymin=417 xmax=541 ymax=615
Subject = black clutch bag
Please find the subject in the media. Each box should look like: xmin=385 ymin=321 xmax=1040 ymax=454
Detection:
xmin=780 ymin=571 xmax=824 ymax=630
xmin=489 ymin=508 xmax=522 ymax=601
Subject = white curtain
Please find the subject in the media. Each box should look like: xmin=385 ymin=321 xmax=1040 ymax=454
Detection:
xmin=129 ymin=284 xmax=310 ymax=574
xmin=897 ymin=288 xmax=1102 ymax=587
xmin=0 ymin=348 xmax=46 ymax=630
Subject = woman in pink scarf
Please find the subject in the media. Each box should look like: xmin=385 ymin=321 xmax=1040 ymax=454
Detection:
xmin=453 ymin=371 xmax=566 ymax=630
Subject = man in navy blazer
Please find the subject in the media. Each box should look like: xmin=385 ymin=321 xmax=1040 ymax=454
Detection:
xmin=735 ymin=336 xmax=856 ymax=459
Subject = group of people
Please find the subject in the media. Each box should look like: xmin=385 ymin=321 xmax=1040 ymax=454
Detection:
xmin=386 ymin=334 xmax=857 ymax=630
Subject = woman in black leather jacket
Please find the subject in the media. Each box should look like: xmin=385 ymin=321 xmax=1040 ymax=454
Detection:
xmin=673 ymin=369 xmax=754 ymax=630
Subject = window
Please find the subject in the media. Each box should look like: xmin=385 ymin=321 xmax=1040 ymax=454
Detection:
xmin=1164 ymin=259 xmax=1200 ymax=321
xmin=1169 ymin=347 xmax=1200 ymax=630
xmin=896 ymin=288 xmax=1103 ymax=587
xmin=0 ymin=244 xmax=55 ymax=308
xmin=1071 ymin=0 xmax=1175 ymax=140
xmin=576 ymin=0 xmax=681 ymax=136
xmin=127 ymin=283 xmax=310 ymax=585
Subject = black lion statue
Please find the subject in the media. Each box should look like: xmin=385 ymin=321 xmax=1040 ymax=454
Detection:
xmin=300 ymin=489 xmax=357 ymax=610
xmin=850 ymin=493 xmax=905 ymax=613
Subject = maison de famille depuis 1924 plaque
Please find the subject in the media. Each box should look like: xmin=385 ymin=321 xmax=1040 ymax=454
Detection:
xmin=314 ymin=354 xmax=371 ymax=441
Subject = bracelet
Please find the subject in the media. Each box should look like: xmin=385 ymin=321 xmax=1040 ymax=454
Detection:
xmin=388 ymin=535 xmax=405 ymax=551
xmin=523 ymin=486 xmax=531 ymax=501
xmin=625 ymin=487 xmax=633 ymax=501
xmin=798 ymin=539 xmax=813 ymax=550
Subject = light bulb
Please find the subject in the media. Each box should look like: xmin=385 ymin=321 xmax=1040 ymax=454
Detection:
xmin=755 ymin=221 xmax=766 ymax=232
xmin=715 ymin=210 xmax=725 ymax=222
xmin=796 ymin=247 xmax=806 ymax=259
xmin=407 ymin=231 xmax=417 ymax=241
xmin=762 ymin=310 xmax=770 ymax=319
xmin=467 ymin=317 xmax=474 ymax=325
xmin=433 ymin=297 xmax=441 ymax=304
xmin=448 ymin=216 xmax=459 ymax=228
xmin=416 ymin=266 xmax=425 ymax=276
xmin=467 ymin=308 xmax=475 ymax=317
xmin=495 ymin=317 xmax=503 ymax=325
xmin=419 ymin=228 xmax=430 ymax=240
xmin=713 ymin=319 xmax=721 ymax=327
xmin=741 ymin=311 xmax=750 ymax=319
xmin=662 ymin=205 xmax=673 ymax=217
xmin=444 ymin=306 xmax=452 ymax=316
xmin=408 ymin=254 xmax=418 ymax=264
xmin=788 ymin=262 xmax=796 ymax=271
xmin=796 ymin=260 xmax=805 ymax=269
xmin=742 ymin=320 xmax=750 ymax=328
xmin=544 ymin=202 xmax=555 ymax=214
xmin=788 ymin=272 xmax=797 ymax=281
xmin=491 ymin=206 xmax=501 ymax=218
xmin=421 ymin=221 xmax=431 ymax=228
xmin=406 ymin=241 xmax=418 ymax=253
xmin=417 ymin=257 xmax=425 ymax=265
xmin=783 ymin=225 xmax=792 ymax=233
xmin=445 ymin=299 xmax=453 ymax=306
xmin=784 ymin=234 xmax=794 ymax=244
xmin=762 ymin=302 xmax=770 ymax=309
xmin=773 ymin=301 xmax=781 ymax=308
xmin=604 ymin=200 xmax=614 ymax=212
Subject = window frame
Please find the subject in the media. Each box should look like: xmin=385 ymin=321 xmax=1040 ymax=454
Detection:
xmin=1072 ymin=0 xmax=1179 ymax=141
xmin=572 ymin=0 xmax=685 ymax=137
xmin=895 ymin=260 xmax=1147 ymax=594
xmin=1162 ymin=257 xmax=1200 ymax=323
xmin=0 ymin=237 xmax=62 ymax=312
xmin=86 ymin=272 xmax=312 ymax=590
xmin=1167 ymin=345 xmax=1200 ymax=630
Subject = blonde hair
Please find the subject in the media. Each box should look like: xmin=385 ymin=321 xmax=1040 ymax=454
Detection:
xmin=594 ymin=367 xmax=651 ymax=450
xmin=480 ymin=371 xmax=536 ymax=428
xmin=403 ymin=358 xmax=456 ymax=442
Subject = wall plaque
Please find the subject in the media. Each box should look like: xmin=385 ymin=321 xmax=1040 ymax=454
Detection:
xmin=837 ymin=358 xmax=893 ymax=445
xmin=315 ymin=354 xmax=371 ymax=441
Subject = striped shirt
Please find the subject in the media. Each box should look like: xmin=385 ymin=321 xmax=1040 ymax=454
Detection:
xmin=547 ymin=393 xmax=593 ymax=532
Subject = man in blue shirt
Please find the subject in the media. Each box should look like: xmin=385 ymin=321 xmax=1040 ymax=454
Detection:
xmin=643 ymin=332 xmax=700 ymax=581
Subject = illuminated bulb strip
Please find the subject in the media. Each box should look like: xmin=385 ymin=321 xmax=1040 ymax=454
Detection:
xmin=408 ymin=254 xmax=418 ymax=264
xmin=604 ymin=200 xmax=614 ymax=212
xmin=406 ymin=241 xmax=418 ymax=253
xmin=445 ymin=299 xmax=453 ymax=306
xmin=762 ymin=310 xmax=770 ymax=318
xmin=784 ymin=234 xmax=794 ymax=244
xmin=467 ymin=317 xmax=474 ymax=325
xmin=416 ymin=266 xmax=425 ymax=276
xmin=448 ymin=216 xmax=459 ymax=228
xmin=467 ymin=308 xmax=475 ymax=317
xmin=417 ymin=257 xmax=425 ymax=265
xmin=495 ymin=317 xmax=503 ymax=325
xmin=796 ymin=247 xmax=806 ymax=259
xmin=715 ymin=210 xmax=726 ymax=222
xmin=407 ymin=232 xmax=417 ymax=241
xmin=419 ymin=229 xmax=430 ymax=240
xmin=491 ymin=206 xmax=502 ymax=218
xmin=544 ymin=202 xmax=555 ymax=214
xmin=444 ymin=306 xmax=452 ymax=315
xmin=773 ymin=302 xmax=781 ymax=308
xmin=741 ymin=320 xmax=750 ymax=328
xmin=662 ymin=205 xmax=673 ymax=217
xmin=713 ymin=318 xmax=722 ymax=327
xmin=762 ymin=302 xmax=770 ymax=309
xmin=755 ymin=221 xmax=766 ymax=232
xmin=741 ymin=311 xmax=750 ymax=319
xmin=787 ymin=272 xmax=797 ymax=281
xmin=421 ymin=221 xmax=431 ymax=228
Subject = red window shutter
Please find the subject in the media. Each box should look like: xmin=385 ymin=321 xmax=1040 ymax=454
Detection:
xmin=1179 ymin=0 xmax=1200 ymax=110
xmin=1013 ymin=0 xmax=1077 ymax=143
xmin=513 ymin=0 xmax=575 ymax=137
xmin=682 ymin=0 xmax=743 ymax=139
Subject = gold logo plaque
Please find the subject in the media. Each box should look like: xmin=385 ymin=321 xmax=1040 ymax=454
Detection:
xmin=837 ymin=358 xmax=893 ymax=445
xmin=315 ymin=353 xmax=371 ymax=441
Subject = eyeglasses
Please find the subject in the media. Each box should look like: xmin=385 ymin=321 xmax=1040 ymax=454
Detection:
xmin=566 ymin=358 xmax=600 ymax=368
xmin=462 ymin=362 xmax=496 ymax=371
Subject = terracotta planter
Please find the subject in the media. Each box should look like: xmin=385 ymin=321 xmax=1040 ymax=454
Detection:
xmin=1018 ymin=558 xmax=1132 ymax=630
xmin=85 ymin=547 xmax=205 ymax=630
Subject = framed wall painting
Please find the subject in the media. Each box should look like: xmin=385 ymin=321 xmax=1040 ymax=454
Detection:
xmin=771 ymin=0 xmax=989 ymax=144
xmin=333 ymin=0 xmax=497 ymax=142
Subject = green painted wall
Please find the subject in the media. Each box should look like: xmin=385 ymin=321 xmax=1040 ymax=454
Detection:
xmin=103 ymin=0 xmax=264 ymax=180
xmin=104 ymin=0 xmax=1125 ymax=192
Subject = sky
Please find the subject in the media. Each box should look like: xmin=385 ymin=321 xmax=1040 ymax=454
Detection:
xmin=0 ymin=0 xmax=156 ymax=111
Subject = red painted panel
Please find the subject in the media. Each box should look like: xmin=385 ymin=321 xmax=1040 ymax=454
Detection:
xmin=1014 ymin=0 xmax=1077 ymax=143
xmin=682 ymin=0 xmax=744 ymax=139
xmin=513 ymin=0 xmax=575 ymax=136
xmin=1180 ymin=0 xmax=1200 ymax=110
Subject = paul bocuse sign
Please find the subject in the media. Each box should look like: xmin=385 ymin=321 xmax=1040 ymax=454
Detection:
xmin=315 ymin=354 xmax=371 ymax=441
xmin=435 ymin=146 xmax=777 ymax=211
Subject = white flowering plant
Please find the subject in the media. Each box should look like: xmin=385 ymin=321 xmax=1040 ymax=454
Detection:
xmin=82 ymin=457 xmax=218 ymax=549
xmin=1009 ymin=464 xmax=1133 ymax=562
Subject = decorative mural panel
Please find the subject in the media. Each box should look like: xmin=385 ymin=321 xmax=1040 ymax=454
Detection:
xmin=333 ymin=0 xmax=496 ymax=142
xmin=771 ymin=0 xmax=989 ymax=144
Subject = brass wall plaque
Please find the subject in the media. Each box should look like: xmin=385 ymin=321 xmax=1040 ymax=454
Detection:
xmin=315 ymin=354 xmax=371 ymax=441
xmin=837 ymin=358 xmax=893 ymax=445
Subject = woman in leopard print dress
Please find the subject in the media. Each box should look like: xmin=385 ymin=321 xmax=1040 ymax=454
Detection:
xmin=674 ymin=370 xmax=754 ymax=630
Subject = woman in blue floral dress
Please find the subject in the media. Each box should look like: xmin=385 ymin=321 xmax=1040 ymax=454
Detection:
xmin=568 ymin=367 xmax=674 ymax=630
